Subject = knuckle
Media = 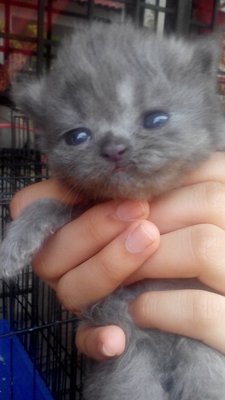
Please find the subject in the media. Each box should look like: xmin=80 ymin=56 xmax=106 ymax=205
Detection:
xmin=141 ymin=293 xmax=155 ymax=320
xmin=135 ymin=292 xmax=156 ymax=324
xmin=130 ymin=293 xmax=149 ymax=326
xmin=190 ymin=291 xmax=216 ymax=334
xmin=56 ymin=277 xmax=75 ymax=312
xmin=100 ymin=257 xmax=123 ymax=287
xmin=56 ymin=278 xmax=67 ymax=306
xmin=9 ymin=190 xmax=23 ymax=219
xmin=131 ymin=292 xmax=165 ymax=328
xmin=85 ymin=209 xmax=105 ymax=243
xmin=190 ymin=224 xmax=222 ymax=267
xmin=204 ymin=181 xmax=225 ymax=219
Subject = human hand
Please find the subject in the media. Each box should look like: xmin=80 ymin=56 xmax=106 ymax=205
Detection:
xmin=10 ymin=152 xmax=225 ymax=359
xmin=10 ymin=180 xmax=160 ymax=360
xmin=129 ymin=152 xmax=225 ymax=356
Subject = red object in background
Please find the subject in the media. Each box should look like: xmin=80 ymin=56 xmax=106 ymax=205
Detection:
xmin=193 ymin=0 xmax=225 ymax=31
xmin=0 ymin=0 xmax=70 ymax=93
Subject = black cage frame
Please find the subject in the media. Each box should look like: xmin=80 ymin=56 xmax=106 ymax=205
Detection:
xmin=0 ymin=0 xmax=221 ymax=76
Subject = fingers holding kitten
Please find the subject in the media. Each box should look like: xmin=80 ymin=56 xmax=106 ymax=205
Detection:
xmin=129 ymin=289 xmax=225 ymax=355
xmin=150 ymin=181 xmax=225 ymax=234
xmin=182 ymin=152 xmax=225 ymax=187
xmin=6 ymin=152 xmax=225 ymax=362
xmin=127 ymin=224 xmax=225 ymax=294
xmin=55 ymin=220 xmax=160 ymax=312
xmin=32 ymin=199 xmax=151 ymax=281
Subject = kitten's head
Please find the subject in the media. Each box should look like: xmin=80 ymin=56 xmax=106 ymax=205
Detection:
xmin=13 ymin=23 xmax=225 ymax=200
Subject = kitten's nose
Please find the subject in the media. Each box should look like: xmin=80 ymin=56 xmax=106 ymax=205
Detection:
xmin=101 ymin=141 xmax=128 ymax=162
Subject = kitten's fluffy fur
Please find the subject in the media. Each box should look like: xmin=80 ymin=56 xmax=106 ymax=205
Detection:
xmin=1 ymin=23 xmax=225 ymax=399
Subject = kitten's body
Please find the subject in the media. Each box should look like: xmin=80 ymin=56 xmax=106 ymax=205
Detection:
xmin=1 ymin=23 xmax=225 ymax=399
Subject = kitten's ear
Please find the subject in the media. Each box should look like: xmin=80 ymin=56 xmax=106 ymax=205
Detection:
xmin=192 ymin=36 xmax=221 ymax=76
xmin=11 ymin=79 xmax=44 ymax=126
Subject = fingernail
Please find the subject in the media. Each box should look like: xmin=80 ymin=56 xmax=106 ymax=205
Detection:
xmin=115 ymin=200 xmax=148 ymax=222
xmin=125 ymin=221 xmax=155 ymax=253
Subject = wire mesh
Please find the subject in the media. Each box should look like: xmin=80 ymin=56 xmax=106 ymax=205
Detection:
xmin=0 ymin=111 xmax=85 ymax=399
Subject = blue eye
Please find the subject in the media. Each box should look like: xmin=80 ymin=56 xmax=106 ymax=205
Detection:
xmin=143 ymin=111 xmax=169 ymax=129
xmin=64 ymin=127 xmax=92 ymax=146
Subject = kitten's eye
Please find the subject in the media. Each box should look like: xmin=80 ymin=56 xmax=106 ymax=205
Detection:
xmin=143 ymin=111 xmax=169 ymax=129
xmin=64 ymin=127 xmax=92 ymax=146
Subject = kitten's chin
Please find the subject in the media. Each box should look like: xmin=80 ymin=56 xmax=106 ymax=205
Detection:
xmin=62 ymin=171 xmax=177 ymax=202
xmin=64 ymin=177 xmax=152 ymax=201
xmin=61 ymin=159 xmax=189 ymax=202
xmin=78 ymin=181 xmax=157 ymax=201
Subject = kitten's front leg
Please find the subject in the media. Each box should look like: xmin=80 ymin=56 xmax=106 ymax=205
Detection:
xmin=0 ymin=198 xmax=74 ymax=278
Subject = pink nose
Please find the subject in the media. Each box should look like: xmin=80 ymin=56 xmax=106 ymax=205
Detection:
xmin=101 ymin=143 xmax=127 ymax=162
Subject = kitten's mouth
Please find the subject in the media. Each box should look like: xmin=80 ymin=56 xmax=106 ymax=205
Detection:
xmin=112 ymin=165 xmax=127 ymax=173
xmin=111 ymin=160 xmax=132 ymax=174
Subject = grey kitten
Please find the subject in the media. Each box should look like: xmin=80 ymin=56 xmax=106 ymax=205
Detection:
xmin=1 ymin=22 xmax=225 ymax=399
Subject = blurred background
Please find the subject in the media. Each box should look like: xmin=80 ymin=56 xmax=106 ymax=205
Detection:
xmin=0 ymin=1 xmax=224 ymax=399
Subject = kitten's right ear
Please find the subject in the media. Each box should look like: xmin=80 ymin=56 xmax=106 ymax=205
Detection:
xmin=11 ymin=79 xmax=44 ymax=126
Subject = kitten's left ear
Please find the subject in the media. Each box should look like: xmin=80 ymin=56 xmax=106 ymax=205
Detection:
xmin=11 ymin=78 xmax=45 ymax=127
xmin=192 ymin=35 xmax=221 ymax=76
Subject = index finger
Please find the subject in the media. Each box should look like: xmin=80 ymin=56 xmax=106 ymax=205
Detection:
xmin=32 ymin=199 xmax=151 ymax=281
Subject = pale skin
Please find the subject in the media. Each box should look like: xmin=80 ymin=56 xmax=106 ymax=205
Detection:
xmin=10 ymin=152 xmax=225 ymax=361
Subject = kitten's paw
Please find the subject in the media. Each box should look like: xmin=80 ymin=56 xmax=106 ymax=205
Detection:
xmin=0 ymin=219 xmax=52 ymax=278
xmin=0 ymin=198 xmax=73 ymax=279
xmin=0 ymin=238 xmax=31 ymax=278
xmin=0 ymin=222 xmax=41 ymax=278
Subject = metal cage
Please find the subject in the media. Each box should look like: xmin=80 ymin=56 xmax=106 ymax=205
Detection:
xmin=0 ymin=111 xmax=85 ymax=399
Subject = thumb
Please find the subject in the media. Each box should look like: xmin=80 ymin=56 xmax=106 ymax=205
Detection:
xmin=75 ymin=325 xmax=126 ymax=361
